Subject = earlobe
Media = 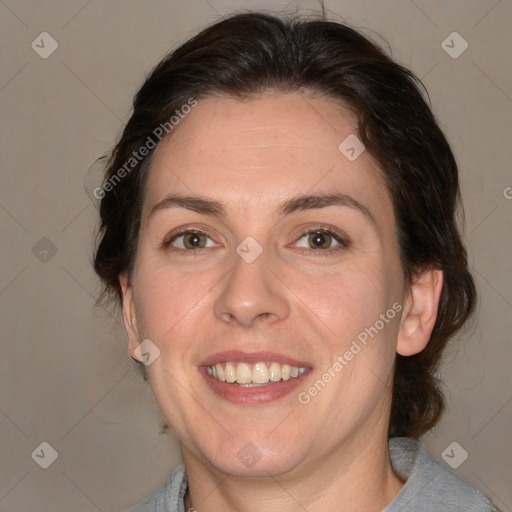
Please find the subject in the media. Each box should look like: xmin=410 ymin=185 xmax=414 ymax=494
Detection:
xmin=396 ymin=268 xmax=444 ymax=357
xmin=119 ymin=272 xmax=141 ymax=361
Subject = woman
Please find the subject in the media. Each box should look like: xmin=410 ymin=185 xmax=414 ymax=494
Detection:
xmin=93 ymin=12 xmax=501 ymax=512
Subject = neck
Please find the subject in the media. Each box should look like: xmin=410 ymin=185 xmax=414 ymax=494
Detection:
xmin=183 ymin=432 xmax=404 ymax=512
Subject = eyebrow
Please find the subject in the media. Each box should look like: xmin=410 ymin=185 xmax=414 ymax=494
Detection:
xmin=148 ymin=192 xmax=375 ymax=224
xmin=279 ymin=193 xmax=375 ymax=224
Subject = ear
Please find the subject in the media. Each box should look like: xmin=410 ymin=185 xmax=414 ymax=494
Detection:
xmin=119 ymin=272 xmax=141 ymax=362
xmin=397 ymin=268 xmax=444 ymax=356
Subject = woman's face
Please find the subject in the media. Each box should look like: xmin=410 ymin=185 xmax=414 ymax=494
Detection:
xmin=122 ymin=92 xmax=411 ymax=478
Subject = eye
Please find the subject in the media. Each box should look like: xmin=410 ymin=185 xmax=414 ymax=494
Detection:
xmin=294 ymin=228 xmax=347 ymax=251
xmin=165 ymin=230 xmax=217 ymax=250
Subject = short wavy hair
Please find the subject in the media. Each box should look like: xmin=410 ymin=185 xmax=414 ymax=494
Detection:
xmin=93 ymin=12 xmax=476 ymax=439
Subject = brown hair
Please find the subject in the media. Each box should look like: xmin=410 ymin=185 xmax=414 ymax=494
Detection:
xmin=93 ymin=12 xmax=476 ymax=439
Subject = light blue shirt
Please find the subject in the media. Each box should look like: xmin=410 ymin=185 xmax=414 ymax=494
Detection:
xmin=129 ymin=437 xmax=501 ymax=511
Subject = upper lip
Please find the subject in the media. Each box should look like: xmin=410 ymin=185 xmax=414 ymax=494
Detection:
xmin=198 ymin=350 xmax=312 ymax=368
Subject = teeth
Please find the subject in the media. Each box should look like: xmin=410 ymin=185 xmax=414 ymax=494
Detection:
xmin=269 ymin=362 xmax=281 ymax=382
xmin=225 ymin=362 xmax=236 ymax=383
xmin=207 ymin=361 xmax=307 ymax=385
xmin=236 ymin=363 xmax=252 ymax=384
xmin=252 ymin=362 xmax=269 ymax=384
xmin=215 ymin=363 xmax=225 ymax=381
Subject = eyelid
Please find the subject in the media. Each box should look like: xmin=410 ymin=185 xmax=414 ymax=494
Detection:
xmin=160 ymin=223 xmax=350 ymax=254
xmin=289 ymin=224 xmax=350 ymax=253
xmin=161 ymin=226 xmax=220 ymax=250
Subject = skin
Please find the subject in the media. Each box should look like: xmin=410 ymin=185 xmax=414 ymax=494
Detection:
xmin=120 ymin=92 xmax=443 ymax=511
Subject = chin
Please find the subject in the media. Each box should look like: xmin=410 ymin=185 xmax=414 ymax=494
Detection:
xmin=196 ymin=437 xmax=307 ymax=478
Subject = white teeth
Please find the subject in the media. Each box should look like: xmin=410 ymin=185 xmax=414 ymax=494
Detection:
xmin=207 ymin=361 xmax=307 ymax=385
xmin=269 ymin=362 xmax=282 ymax=382
xmin=225 ymin=362 xmax=236 ymax=383
xmin=215 ymin=363 xmax=225 ymax=381
xmin=252 ymin=362 xmax=269 ymax=384
xmin=236 ymin=363 xmax=252 ymax=384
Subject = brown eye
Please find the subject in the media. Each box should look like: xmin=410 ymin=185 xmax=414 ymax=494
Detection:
xmin=167 ymin=231 xmax=215 ymax=250
xmin=293 ymin=228 xmax=348 ymax=254
xmin=307 ymin=231 xmax=334 ymax=249
xmin=182 ymin=232 xmax=207 ymax=249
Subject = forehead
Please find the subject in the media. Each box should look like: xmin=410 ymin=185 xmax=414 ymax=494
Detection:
xmin=142 ymin=93 xmax=392 ymax=224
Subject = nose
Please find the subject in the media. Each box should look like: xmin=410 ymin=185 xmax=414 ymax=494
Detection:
xmin=213 ymin=249 xmax=291 ymax=328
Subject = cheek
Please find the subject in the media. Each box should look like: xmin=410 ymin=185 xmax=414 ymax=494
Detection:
xmin=132 ymin=260 xmax=218 ymax=343
xmin=288 ymin=257 xmax=392 ymax=339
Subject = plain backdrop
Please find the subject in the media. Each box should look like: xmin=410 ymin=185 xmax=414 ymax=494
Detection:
xmin=1 ymin=0 xmax=511 ymax=510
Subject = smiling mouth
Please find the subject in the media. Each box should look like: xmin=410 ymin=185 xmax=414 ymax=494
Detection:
xmin=206 ymin=361 xmax=307 ymax=386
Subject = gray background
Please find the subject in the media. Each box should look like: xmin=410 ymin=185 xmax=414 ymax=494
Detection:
xmin=1 ymin=0 xmax=510 ymax=510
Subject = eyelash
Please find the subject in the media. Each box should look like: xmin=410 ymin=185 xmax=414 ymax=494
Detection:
xmin=292 ymin=225 xmax=349 ymax=256
xmin=160 ymin=228 xmax=215 ymax=256
xmin=161 ymin=225 xmax=349 ymax=256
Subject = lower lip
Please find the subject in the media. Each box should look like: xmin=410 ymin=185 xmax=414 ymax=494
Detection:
xmin=199 ymin=367 xmax=308 ymax=405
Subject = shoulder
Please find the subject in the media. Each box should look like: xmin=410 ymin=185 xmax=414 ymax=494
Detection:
xmin=386 ymin=437 xmax=501 ymax=512
xmin=128 ymin=465 xmax=187 ymax=512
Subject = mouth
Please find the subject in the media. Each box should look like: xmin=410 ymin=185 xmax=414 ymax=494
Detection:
xmin=206 ymin=361 xmax=307 ymax=386
xmin=199 ymin=351 xmax=311 ymax=404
